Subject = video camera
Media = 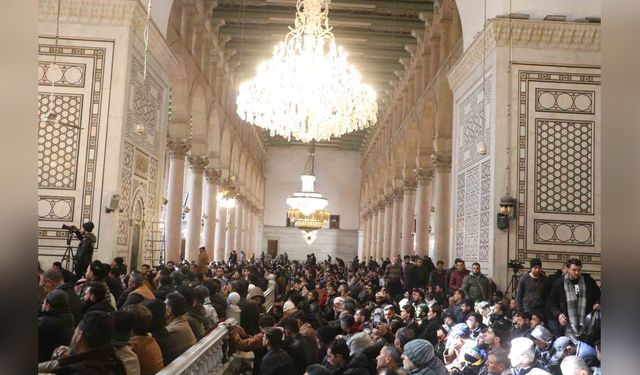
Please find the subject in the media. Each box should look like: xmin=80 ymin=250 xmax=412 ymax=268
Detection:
xmin=507 ymin=259 xmax=525 ymax=271
xmin=61 ymin=224 xmax=77 ymax=231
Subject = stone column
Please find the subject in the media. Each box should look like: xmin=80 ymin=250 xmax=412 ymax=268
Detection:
xmin=224 ymin=202 xmax=236 ymax=261
xmin=214 ymin=204 xmax=226 ymax=261
xmin=376 ymin=203 xmax=385 ymax=261
xmin=390 ymin=189 xmax=403 ymax=258
xmin=369 ymin=210 xmax=378 ymax=259
xmin=185 ymin=155 xmax=208 ymax=263
xmin=234 ymin=199 xmax=244 ymax=254
xmin=362 ymin=212 xmax=370 ymax=261
xmin=383 ymin=196 xmax=393 ymax=260
xmin=432 ymin=153 xmax=452 ymax=263
xmin=203 ymin=168 xmax=219 ymax=261
xmin=401 ymin=179 xmax=417 ymax=257
xmin=165 ymin=139 xmax=190 ymax=263
xmin=415 ymin=168 xmax=434 ymax=257
xmin=246 ymin=205 xmax=255 ymax=258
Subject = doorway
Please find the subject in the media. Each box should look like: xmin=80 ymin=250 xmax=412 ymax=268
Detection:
xmin=130 ymin=225 xmax=141 ymax=271
xmin=267 ymin=239 xmax=278 ymax=258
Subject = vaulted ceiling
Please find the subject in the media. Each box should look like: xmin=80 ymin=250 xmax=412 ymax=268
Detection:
xmin=213 ymin=0 xmax=434 ymax=151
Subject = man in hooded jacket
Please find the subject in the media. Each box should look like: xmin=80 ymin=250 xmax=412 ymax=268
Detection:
xmin=71 ymin=222 xmax=96 ymax=279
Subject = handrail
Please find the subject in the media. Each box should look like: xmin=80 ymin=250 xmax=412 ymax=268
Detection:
xmin=264 ymin=279 xmax=276 ymax=313
xmin=157 ymin=279 xmax=278 ymax=374
xmin=157 ymin=324 xmax=228 ymax=375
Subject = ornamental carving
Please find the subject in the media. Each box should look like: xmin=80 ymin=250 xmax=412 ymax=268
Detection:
xmin=166 ymin=138 xmax=191 ymax=157
xmin=188 ymin=155 xmax=209 ymax=172
xmin=431 ymin=153 xmax=452 ymax=170
xmin=448 ymin=19 xmax=600 ymax=92
xmin=415 ymin=168 xmax=434 ymax=183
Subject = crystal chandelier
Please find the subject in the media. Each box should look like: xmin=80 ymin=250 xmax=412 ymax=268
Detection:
xmin=236 ymin=0 xmax=377 ymax=142
xmin=287 ymin=144 xmax=330 ymax=240
xmin=288 ymin=208 xmax=330 ymax=232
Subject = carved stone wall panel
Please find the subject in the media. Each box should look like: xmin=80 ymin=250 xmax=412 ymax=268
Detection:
xmin=38 ymin=94 xmax=83 ymax=189
xmin=516 ymin=66 xmax=601 ymax=281
xmin=453 ymin=75 xmax=493 ymax=266
xmin=455 ymin=174 xmax=465 ymax=259
xmin=117 ymin=142 xmax=135 ymax=245
xmin=37 ymin=37 xmax=113 ymax=252
xmin=145 ymin=157 xmax=160 ymax=241
xmin=38 ymin=196 xmax=75 ymax=221
xmin=458 ymin=75 xmax=494 ymax=170
xmin=38 ymin=61 xmax=86 ymax=87
xmin=134 ymin=149 xmax=150 ymax=179
xmin=126 ymin=56 xmax=164 ymax=155
xmin=535 ymin=89 xmax=595 ymax=114
xmin=479 ymin=160 xmax=491 ymax=262
xmin=534 ymin=219 xmax=594 ymax=246
xmin=535 ymin=119 xmax=594 ymax=214
xmin=463 ymin=166 xmax=480 ymax=260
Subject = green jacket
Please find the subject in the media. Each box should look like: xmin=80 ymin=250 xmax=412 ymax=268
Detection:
xmin=461 ymin=273 xmax=491 ymax=302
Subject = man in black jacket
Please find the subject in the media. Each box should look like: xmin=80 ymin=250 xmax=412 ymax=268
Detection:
xmin=326 ymin=339 xmax=369 ymax=375
xmin=50 ymin=311 xmax=123 ymax=374
xmin=419 ymin=304 xmax=444 ymax=346
xmin=282 ymin=318 xmax=314 ymax=374
xmin=260 ymin=327 xmax=296 ymax=375
xmin=547 ymin=258 xmax=600 ymax=338
xmin=71 ymin=222 xmax=96 ymax=279
xmin=515 ymin=258 xmax=547 ymax=314
xmin=41 ymin=269 xmax=82 ymax=327
xmin=39 ymin=290 xmax=75 ymax=362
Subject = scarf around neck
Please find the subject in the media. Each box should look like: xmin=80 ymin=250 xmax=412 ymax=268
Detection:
xmin=563 ymin=273 xmax=587 ymax=336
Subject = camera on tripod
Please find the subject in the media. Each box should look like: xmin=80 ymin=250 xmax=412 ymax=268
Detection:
xmin=507 ymin=259 xmax=525 ymax=271
xmin=62 ymin=224 xmax=77 ymax=231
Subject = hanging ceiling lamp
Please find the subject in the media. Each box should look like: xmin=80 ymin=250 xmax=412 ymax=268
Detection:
xmin=236 ymin=0 xmax=377 ymax=142
xmin=287 ymin=143 xmax=330 ymax=239
xmin=217 ymin=174 xmax=237 ymax=209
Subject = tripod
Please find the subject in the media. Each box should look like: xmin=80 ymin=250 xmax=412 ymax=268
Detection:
xmin=505 ymin=267 xmax=522 ymax=298
xmin=61 ymin=230 xmax=75 ymax=271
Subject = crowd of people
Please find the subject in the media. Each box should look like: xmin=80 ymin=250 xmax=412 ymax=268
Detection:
xmin=37 ymin=250 xmax=601 ymax=375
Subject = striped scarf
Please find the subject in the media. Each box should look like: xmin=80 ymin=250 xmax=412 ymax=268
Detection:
xmin=563 ymin=273 xmax=587 ymax=338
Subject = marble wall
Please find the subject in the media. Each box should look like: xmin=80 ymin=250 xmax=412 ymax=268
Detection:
xmin=37 ymin=0 xmax=175 ymax=270
xmin=448 ymin=19 xmax=601 ymax=288
xmin=262 ymin=226 xmax=359 ymax=262
xmin=37 ymin=37 xmax=115 ymax=268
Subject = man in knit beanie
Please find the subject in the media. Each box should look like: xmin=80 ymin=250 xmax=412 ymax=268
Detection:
xmin=401 ymin=338 xmax=448 ymax=375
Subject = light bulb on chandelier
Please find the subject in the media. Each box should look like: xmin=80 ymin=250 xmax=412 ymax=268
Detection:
xmin=236 ymin=0 xmax=377 ymax=142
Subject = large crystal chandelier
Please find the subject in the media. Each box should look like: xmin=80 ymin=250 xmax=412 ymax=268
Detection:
xmin=236 ymin=0 xmax=377 ymax=142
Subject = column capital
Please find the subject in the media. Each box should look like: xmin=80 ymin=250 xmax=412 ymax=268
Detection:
xmin=384 ymin=193 xmax=394 ymax=206
xmin=188 ymin=155 xmax=209 ymax=172
xmin=403 ymin=178 xmax=418 ymax=192
xmin=415 ymin=168 xmax=434 ymax=183
xmin=393 ymin=188 xmax=404 ymax=200
xmin=167 ymin=138 xmax=191 ymax=158
xmin=204 ymin=167 xmax=221 ymax=182
xmin=431 ymin=152 xmax=452 ymax=171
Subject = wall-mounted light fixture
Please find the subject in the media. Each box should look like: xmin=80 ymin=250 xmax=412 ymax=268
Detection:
xmin=497 ymin=194 xmax=516 ymax=230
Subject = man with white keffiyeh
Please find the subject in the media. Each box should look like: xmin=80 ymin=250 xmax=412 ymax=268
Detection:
xmin=546 ymin=258 xmax=601 ymax=339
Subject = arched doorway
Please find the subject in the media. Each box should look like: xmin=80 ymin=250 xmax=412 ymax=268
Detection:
xmin=129 ymin=193 xmax=146 ymax=271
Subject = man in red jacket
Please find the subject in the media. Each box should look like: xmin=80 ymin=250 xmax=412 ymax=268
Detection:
xmin=448 ymin=259 xmax=469 ymax=292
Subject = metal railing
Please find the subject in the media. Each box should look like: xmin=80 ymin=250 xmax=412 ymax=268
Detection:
xmin=157 ymin=279 xmax=277 ymax=375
